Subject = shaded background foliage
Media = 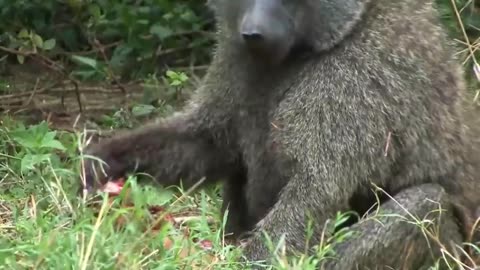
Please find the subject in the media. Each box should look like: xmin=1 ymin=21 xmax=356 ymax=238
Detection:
xmin=0 ymin=0 xmax=214 ymax=80
xmin=0 ymin=0 xmax=477 ymax=81
xmin=0 ymin=0 xmax=478 ymax=128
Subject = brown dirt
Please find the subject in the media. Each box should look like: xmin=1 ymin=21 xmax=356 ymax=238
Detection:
xmin=0 ymin=63 xmax=146 ymax=130
xmin=0 ymin=62 xmax=203 ymax=134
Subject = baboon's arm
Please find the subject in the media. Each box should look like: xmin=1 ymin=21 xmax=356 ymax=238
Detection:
xmin=81 ymin=110 xmax=238 ymax=190
xmin=81 ymin=50 xmax=241 ymax=191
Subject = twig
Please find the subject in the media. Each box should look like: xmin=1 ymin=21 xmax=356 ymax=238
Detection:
xmin=449 ymin=0 xmax=479 ymax=66
xmin=0 ymin=45 xmax=84 ymax=112
xmin=57 ymin=41 xmax=122 ymax=56
xmin=24 ymin=78 xmax=41 ymax=107
xmin=384 ymin=131 xmax=392 ymax=157
xmin=92 ymin=38 xmax=127 ymax=97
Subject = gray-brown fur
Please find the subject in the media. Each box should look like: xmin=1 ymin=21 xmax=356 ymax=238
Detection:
xmin=82 ymin=0 xmax=480 ymax=268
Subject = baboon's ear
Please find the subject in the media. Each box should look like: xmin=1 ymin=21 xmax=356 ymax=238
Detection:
xmin=307 ymin=0 xmax=371 ymax=52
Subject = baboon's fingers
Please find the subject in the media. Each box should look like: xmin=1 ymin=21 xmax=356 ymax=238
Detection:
xmin=81 ymin=142 xmax=129 ymax=191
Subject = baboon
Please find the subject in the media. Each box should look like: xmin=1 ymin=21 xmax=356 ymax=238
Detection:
xmin=81 ymin=0 xmax=480 ymax=268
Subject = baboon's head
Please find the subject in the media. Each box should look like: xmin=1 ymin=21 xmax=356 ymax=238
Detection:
xmin=208 ymin=0 xmax=370 ymax=64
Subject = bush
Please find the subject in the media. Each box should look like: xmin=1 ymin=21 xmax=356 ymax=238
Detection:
xmin=0 ymin=1 xmax=478 ymax=81
xmin=0 ymin=0 xmax=214 ymax=79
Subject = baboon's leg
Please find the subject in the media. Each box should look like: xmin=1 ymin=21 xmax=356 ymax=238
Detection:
xmin=222 ymin=177 xmax=251 ymax=238
xmin=322 ymin=184 xmax=463 ymax=270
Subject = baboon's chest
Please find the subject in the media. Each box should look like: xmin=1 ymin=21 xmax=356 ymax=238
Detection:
xmin=234 ymin=101 xmax=296 ymax=186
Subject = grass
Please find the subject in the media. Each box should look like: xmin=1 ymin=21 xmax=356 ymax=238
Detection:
xmin=1 ymin=1 xmax=480 ymax=269
xmin=0 ymin=119 xmax=328 ymax=269
xmin=0 ymin=119 xmax=243 ymax=269
xmin=1 ymin=120 xmax=479 ymax=270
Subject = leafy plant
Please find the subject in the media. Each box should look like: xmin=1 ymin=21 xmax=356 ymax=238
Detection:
xmin=7 ymin=121 xmax=66 ymax=172
xmin=0 ymin=0 xmax=213 ymax=79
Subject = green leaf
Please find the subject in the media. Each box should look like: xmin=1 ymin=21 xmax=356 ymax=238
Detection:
xmin=132 ymin=104 xmax=155 ymax=117
xmin=71 ymin=70 xmax=99 ymax=80
xmin=9 ymin=122 xmax=65 ymax=151
xmin=165 ymin=70 xmax=176 ymax=78
xmin=32 ymin=34 xmax=43 ymax=48
xmin=71 ymin=55 xmax=98 ymax=69
xmin=40 ymin=137 xmax=66 ymax=150
xmin=41 ymin=140 xmax=65 ymax=150
xmin=21 ymin=154 xmax=51 ymax=172
xmin=179 ymin=73 xmax=188 ymax=82
xmin=17 ymin=55 xmax=25 ymax=64
xmin=42 ymin=39 xmax=56 ymax=50
xmin=150 ymin=24 xmax=173 ymax=40
xmin=88 ymin=3 xmax=101 ymax=20
xmin=137 ymin=185 xmax=175 ymax=206
xmin=137 ymin=19 xmax=150 ymax=25
xmin=170 ymin=80 xmax=182 ymax=86
xmin=11 ymin=132 xmax=38 ymax=149
xmin=18 ymin=29 xmax=29 ymax=39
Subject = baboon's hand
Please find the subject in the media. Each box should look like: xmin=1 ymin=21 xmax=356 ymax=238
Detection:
xmin=80 ymin=140 xmax=129 ymax=192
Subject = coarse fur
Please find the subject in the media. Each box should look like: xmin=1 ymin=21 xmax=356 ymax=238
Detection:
xmin=82 ymin=0 xmax=480 ymax=268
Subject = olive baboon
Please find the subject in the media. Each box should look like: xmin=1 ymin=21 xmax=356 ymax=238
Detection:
xmin=81 ymin=0 xmax=480 ymax=268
